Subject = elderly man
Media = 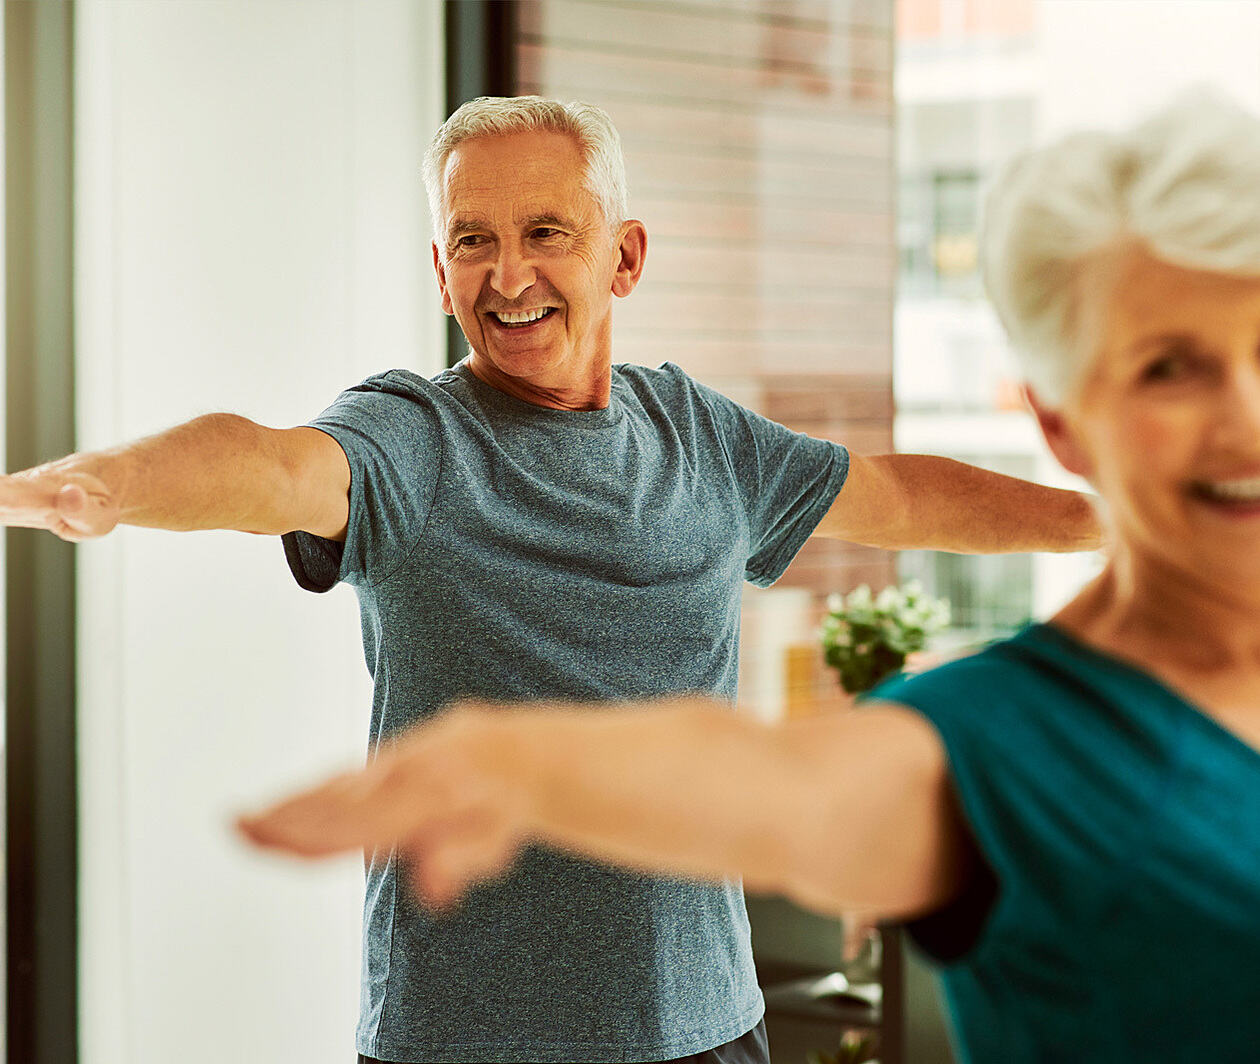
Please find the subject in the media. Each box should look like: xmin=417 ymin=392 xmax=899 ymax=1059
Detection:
xmin=3 ymin=97 xmax=1098 ymax=1064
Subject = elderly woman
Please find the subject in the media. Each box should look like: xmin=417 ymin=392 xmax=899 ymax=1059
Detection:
xmin=243 ymin=93 xmax=1260 ymax=1062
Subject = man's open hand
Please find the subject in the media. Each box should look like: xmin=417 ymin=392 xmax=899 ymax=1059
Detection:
xmin=0 ymin=469 xmax=120 ymax=541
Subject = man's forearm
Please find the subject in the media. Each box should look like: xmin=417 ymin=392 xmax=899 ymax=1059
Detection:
xmin=32 ymin=413 xmax=302 ymax=534
xmin=894 ymin=455 xmax=1100 ymax=554
xmin=822 ymin=453 xmax=1103 ymax=554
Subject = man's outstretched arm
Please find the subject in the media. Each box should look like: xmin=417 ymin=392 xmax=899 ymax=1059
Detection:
xmin=0 ymin=413 xmax=350 ymax=542
xmin=816 ymin=452 xmax=1102 ymax=554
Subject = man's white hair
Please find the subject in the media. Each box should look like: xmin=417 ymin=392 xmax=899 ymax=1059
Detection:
xmin=982 ymin=89 xmax=1260 ymax=406
xmin=422 ymin=95 xmax=628 ymax=243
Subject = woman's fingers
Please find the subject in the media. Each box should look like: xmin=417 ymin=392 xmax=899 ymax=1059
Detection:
xmin=239 ymin=721 xmax=527 ymax=870
xmin=239 ymin=707 xmax=533 ymax=913
xmin=237 ymin=769 xmax=404 ymax=856
xmin=404 ymin=808 xmax=524 ymax=911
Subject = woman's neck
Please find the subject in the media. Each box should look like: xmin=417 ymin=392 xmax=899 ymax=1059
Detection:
xmin=1056 ymin=543 xmax=1260 ymax=675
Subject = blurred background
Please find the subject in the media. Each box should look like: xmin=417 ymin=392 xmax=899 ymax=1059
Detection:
xmin=3 ymin=1 xmax=1259 ymax=1062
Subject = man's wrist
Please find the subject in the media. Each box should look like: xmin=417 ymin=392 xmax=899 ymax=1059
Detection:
xmin=1066 ymin=490 xmax=1104 ymax=552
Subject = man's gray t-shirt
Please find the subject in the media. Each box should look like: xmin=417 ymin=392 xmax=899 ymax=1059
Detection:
xmin=282 ymin=360 xmax=849 ymax=1063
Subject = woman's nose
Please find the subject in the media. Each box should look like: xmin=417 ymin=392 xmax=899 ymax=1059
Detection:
xmin=1213 ymin=362 xmax=1260 ymax=448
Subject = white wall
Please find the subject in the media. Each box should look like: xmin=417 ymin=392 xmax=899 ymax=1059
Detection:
xmin=1037 ymin=0 xmax=1260 ymax=137
xmin=74 ymin=3 xmax=444 ymax=1061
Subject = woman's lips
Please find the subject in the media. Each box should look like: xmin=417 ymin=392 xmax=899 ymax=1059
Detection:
xmin=1188 ymin=479 xmax=1260 ymax=518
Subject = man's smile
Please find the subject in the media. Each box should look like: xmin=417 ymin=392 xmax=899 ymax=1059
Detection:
xmin=484 ymin=306 xmax=562 ymax=337
xmin=488 ymin=306 xmax=559 ymax=327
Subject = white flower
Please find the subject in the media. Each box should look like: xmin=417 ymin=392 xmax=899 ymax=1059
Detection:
xmin=896 ymin=603 xmax=921 ymax=626
xmin=875 ymin=586 xmax=903 ymax=612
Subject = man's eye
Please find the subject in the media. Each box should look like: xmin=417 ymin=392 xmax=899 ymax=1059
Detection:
xmin=531 ymin=227 xmax=559 ymax=239
xmin=456 ymin=235 xmax=485 ymax=248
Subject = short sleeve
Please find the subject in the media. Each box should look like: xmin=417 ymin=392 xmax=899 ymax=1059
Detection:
xmin=282 ymin=372 xmax=444 ymax=591
xmin=692 ymin=379 xmax=849 ymax=586
xmin=862 ymin=639 xmax=1173 ymax=966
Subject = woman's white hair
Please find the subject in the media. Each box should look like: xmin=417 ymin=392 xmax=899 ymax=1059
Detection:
xmin=422 ymin=95 xmax=628 ymax=241
xmin=982 ymin=89 xmax=1260 ymax=405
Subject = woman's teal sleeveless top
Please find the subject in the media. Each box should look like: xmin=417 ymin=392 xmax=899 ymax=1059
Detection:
xmin=869 ymin=624 xmax=1260 ymax=1063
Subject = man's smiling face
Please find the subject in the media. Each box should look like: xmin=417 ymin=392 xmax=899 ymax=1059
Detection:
xmin=432 ymin=130 xmax=642 ymax=408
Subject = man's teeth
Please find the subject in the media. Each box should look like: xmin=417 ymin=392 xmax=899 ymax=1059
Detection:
xmin=1197 ymin=476 xmax=1260 ymax=502
xmin=494 ymin=308 xmax=552 ymax=324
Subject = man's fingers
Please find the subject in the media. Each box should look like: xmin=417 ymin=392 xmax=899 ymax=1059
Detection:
xmin=55 ymin=480 xmax=118 ymax=536
xmin=0 ymin=474 xmax=65 ymax=527
xmin=56 ymin=482 xmax=87 ymax=512
xmin=0 ymin=473 xmax=117 ymax=538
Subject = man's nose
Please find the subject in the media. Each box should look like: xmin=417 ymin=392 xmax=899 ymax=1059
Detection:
xmin=490 ymin=242 xmax=536 ymax=301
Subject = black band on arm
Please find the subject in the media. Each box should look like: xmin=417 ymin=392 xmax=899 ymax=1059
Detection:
xmin=906 ymin=849 xmax=1000 ymax=964
xmin=282 ymin=529 xmax=343 ymax=594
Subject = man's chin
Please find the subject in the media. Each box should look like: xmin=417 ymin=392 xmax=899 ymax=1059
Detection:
xmin=479 ymin=347 xmax=566 ymax=380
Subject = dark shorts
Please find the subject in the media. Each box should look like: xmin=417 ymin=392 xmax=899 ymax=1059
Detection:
xmin=359 ymin=1018 xmax=770 ymax=1064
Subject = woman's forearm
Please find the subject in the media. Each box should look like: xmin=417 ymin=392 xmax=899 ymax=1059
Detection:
xmin=502 ymin=699 xmax=962 ymax=917
xmin=509 ymin=699 xmax=817 ymax=897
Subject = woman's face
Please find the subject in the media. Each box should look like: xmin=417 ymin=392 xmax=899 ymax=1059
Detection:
xmin=1045 ymin=245 xmax=1260 ymax=589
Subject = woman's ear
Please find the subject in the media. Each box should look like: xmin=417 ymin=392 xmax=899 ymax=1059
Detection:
xmin=1024 ymin=385 xmax=1094 ymax=479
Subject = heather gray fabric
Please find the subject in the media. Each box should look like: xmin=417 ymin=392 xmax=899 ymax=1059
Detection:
xmin=282 ymin=360 xmax=849 ymax=1063
xmin=358 ymin=1016 xmax=770 ymax=1064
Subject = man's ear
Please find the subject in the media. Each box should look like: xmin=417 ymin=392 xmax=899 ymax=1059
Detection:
xmin=1024 ymin=385 xmax=1093 ymax=479
xmin=611 ymin=221 xmax=648 ymax=299
xmin=432 ymin=242 xmax=454 ymax=316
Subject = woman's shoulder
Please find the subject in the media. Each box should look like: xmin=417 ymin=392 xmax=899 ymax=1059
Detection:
xmin=866 ymin=622 xmax=1183 ymax=768
xmin=866 ymin=625 xmax=1061 ymax=706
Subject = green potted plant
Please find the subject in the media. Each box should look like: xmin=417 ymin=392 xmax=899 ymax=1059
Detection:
xmin=807 ymin=1030 xmax=880 ymax=1064
xmin=820 ymin=581 xmax=951 ymax=695
xmin=811 ymin=580 xmax=952 ymax=1064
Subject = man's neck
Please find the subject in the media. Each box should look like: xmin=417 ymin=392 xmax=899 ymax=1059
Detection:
xmin=466 ymin=355 xmax=613 ymax=411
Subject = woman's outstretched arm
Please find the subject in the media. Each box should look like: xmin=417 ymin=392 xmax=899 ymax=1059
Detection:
xmin=240 ymin=697 xmax=972 ymax=920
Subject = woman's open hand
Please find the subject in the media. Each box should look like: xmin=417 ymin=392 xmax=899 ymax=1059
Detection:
xmin=238 ymin=705 xmax=530 ymax=910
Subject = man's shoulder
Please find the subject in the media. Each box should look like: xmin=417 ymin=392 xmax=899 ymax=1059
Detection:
xmin=614 ymin=359 xmax=690 ymax=389
xmin=340 ymin=366 xmax=463 ymax=402
xmin=320 ymin=367 xmax=472 ymax=423
xmin=613 ymin=360 xmax=727 ymax=412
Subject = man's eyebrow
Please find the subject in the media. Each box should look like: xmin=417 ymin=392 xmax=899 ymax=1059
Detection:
xmin=444 ymin=213 xmax=577 ymax=241
xmin=522 ymin=213 xmax=574 ymax=229
xmin=446 ymin=217 xmax=488 ymax=239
